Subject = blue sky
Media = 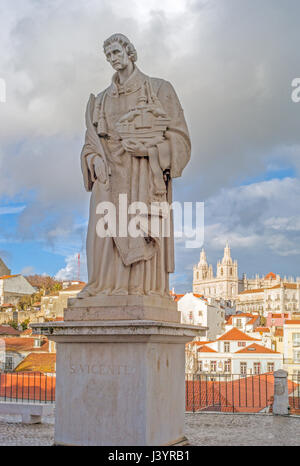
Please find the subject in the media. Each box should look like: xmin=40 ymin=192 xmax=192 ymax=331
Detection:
xmin=1 ymin=0 xmax=300 ymax=292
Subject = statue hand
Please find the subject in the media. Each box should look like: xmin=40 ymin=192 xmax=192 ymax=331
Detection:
xmin=122 ymin=139 xmax=148 ymax=157
xmin=93 ymin=156 xmax=107 ymax=183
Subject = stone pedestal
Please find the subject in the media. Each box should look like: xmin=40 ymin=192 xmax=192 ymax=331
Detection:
xmin=273 ymin=369 xmax=289 ymax=416
xmin=32 ymin=298 xmax=203 ymax=446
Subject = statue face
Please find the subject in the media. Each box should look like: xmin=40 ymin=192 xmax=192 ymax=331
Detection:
xmin=105 ymin=41 xmax=130 ymax=71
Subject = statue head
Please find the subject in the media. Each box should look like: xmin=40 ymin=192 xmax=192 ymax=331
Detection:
xmin=103 ymin=33 xmax=137 ymax=71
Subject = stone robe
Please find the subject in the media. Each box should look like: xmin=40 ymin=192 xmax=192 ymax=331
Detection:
xmin=79 ymin=66 xmax=191 ymax=297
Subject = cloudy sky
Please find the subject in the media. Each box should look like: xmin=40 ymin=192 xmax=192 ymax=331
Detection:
xmin=0 ymin=0 xmax=300 ymax=292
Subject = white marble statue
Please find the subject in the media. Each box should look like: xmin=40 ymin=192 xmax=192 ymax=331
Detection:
xmin=78 ymin=33 xmax=191 ymax=298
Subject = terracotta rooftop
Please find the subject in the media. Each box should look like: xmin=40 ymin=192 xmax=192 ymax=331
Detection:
xmin=270 ymin=283 xmax=298 ymax=290
xmin=197 ymin=345 xmax=217 ymax=353
xmin=15 ymin=353 xmax=56 ymax=373
xmin=61 ymin=283 xmax=86 ymax=292
xmin=239 ymin=288 xmax=264 ymax=295
xmin=0 ymin=274 xmax=20 ymax=280
xmin=236 ymin=343 xmax=279 ymax=354
xmin=0 ymin=325 xmax=21 ymax=336
xmin=217 ymin=328 xmax=261 ymax=342
xmin=254 ymin=327 xmax=270 ymax=333
xmin=21 ymin=328 xmax=33 ymax=336
xmin=2 ymin=337 xmax=49 ymax=352
xmin=265 ymin=272 xmax=277 ymax=280
xmin=285 ymin=320 xmax=300 ymax=325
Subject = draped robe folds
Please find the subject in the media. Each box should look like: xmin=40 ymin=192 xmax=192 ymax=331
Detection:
xmin=79 ymin=66 xmax=191 ymax=297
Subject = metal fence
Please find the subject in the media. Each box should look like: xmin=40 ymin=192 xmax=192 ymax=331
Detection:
xmin=186 ymin=372 xmax=281 ymax=413
xmin=0 ymin=372 xmax=56 ymax=403
xmin=289 ymin=375 xmax=300 ymax=414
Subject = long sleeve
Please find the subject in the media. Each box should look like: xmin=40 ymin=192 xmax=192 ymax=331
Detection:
xmin=156 ymin=81 xmax=191 ymax=179
xmin=80 ymin=93 xmax=108 ymax=192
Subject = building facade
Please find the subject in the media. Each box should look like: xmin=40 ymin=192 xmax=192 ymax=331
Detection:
xmin=186 ymin=328 xmax=283 ymax=378
xmin=193 ymin=243 xmax=242 ymax=301
xmin=237 ymin=283 xmax=300 ymax=316
xmin=0 ymin=275 xmax=36 ymax=306
xmin=178 ymin=293 xmax=225 ymax=340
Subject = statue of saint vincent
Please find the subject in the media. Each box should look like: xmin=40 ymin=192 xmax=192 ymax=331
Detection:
xmin=78 ymin=33 xmax=191 ymax=298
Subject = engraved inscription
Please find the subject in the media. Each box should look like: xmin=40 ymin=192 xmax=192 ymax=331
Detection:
xmin=69 ymin=364 xmax=136 ymax=376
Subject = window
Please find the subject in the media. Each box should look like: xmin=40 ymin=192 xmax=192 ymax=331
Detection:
xmin=293 ymin=350 xmax=300 ymax=363
xmin=224 ymin=342 xmax=230 ymax=353
xmin=210 ymin=361 xmax=217 ymax=372
xmin=197 ymin=360 xmax=202 ymax=372
xmin=224 ymin=360 xmax=231 ymax=373
xmin=189 ymin=311 xmax=193 ymax=321
xmin=198 ymin=311 xmax=202 ymax=317
xmin=236 ymin=319 xmax=242 ymax=328
xmin=267 ymin=362 xmax=274 ymax=372
xmin=293 ymin=333 xmax=300 ymax=347
xmin=240 ymin=362 xmax=247 ymax=375
xmin=293 ymin=370 xmax=300 ymax=383
xmin=5 ymin=356 xmax=13 ymax=371
xmin=34 ymin=339 xmax=43 ymax=348
xmin=254 ymin=362 xmax=261 ymax=375
xmin=238 ymin=341 xmax=246 ymax=347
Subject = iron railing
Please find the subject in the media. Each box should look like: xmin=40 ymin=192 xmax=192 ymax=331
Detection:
xmin=186 ymin=372 xmax=277 ymax=413
xmin=289 ymin=375 xmax=300 ymax=413
xmin=0 ymin=372 xmax=56 ymax=404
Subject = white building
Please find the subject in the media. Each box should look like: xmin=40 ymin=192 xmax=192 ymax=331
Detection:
xmin=186 ymin=327 xmax=283 ymax=378
xmin=283 ymin=319 xmax=300 ymax=380
xmin=0 ymin=274 xmax=36 ymax=306
xmin=225 ymin=313 xmax=260 ymax=333
xmin=237 ymin=282 xmax=300 ymax=316
xmin=193 ymin=244 xmax=300 ymax=304
xmin=178 ymin=293 xmax=225 ymax=340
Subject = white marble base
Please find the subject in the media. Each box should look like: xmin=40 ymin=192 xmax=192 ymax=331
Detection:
xmin=65 ymin=295 xmax=180 ymax=323
xmin=32 ymin=320 xmax=202 ymax=446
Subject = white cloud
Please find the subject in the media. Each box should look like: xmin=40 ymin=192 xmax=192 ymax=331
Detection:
xmin=0 ymin=0 xmax=300 ymax=290
xmin=55 ymin=253 xmax=87 ymax=282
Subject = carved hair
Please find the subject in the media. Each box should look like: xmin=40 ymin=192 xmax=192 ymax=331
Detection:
xmin=103 ymin=33 xmax=137 ymax=63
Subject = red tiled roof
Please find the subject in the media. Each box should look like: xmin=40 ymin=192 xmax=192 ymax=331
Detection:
xmin=226 ymin=313 xmax=254 ymax=326
xmin=265 ymin=272 xmax=277 ymax=279
xmin=271 ymin=313 xmax=289 ymax=318
xmin=217 ymin=328 xmax=260 ymax=341
xmin=174 ymin=295 xmax=184 ymax=302
xmin=197 ymin=345 xmax=217 ymax=353
xmin=61 ymin=283 xmax=86 ymax=292
xmin=239 ymin=288 xmax=264 ymax=295
xmin=0 ymin=274 xmax=20 ymax=280
xmin=285 ymin=320 xmax=300 ymax=325
xmin=246 ymin=316 xmax=259 ymax=326
xmin=255 ymin=327 xmax=270 ymax=333
xmin=236 ymin=343 xmax=279 ymax=354
xmin=270 ymin=283 xmax=297 ymax=290
xmin=21 ymin=328 xmax=33 ymax=336
xmin=0 ymin=325 xmax=21 ymax=336
xmin=188 ymin=340 xmax=214 ymax=346
xmin=3 ymin=337 xmax=49 ymax=352
xmin=15 ymin=353 xmax=56 ymax=373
